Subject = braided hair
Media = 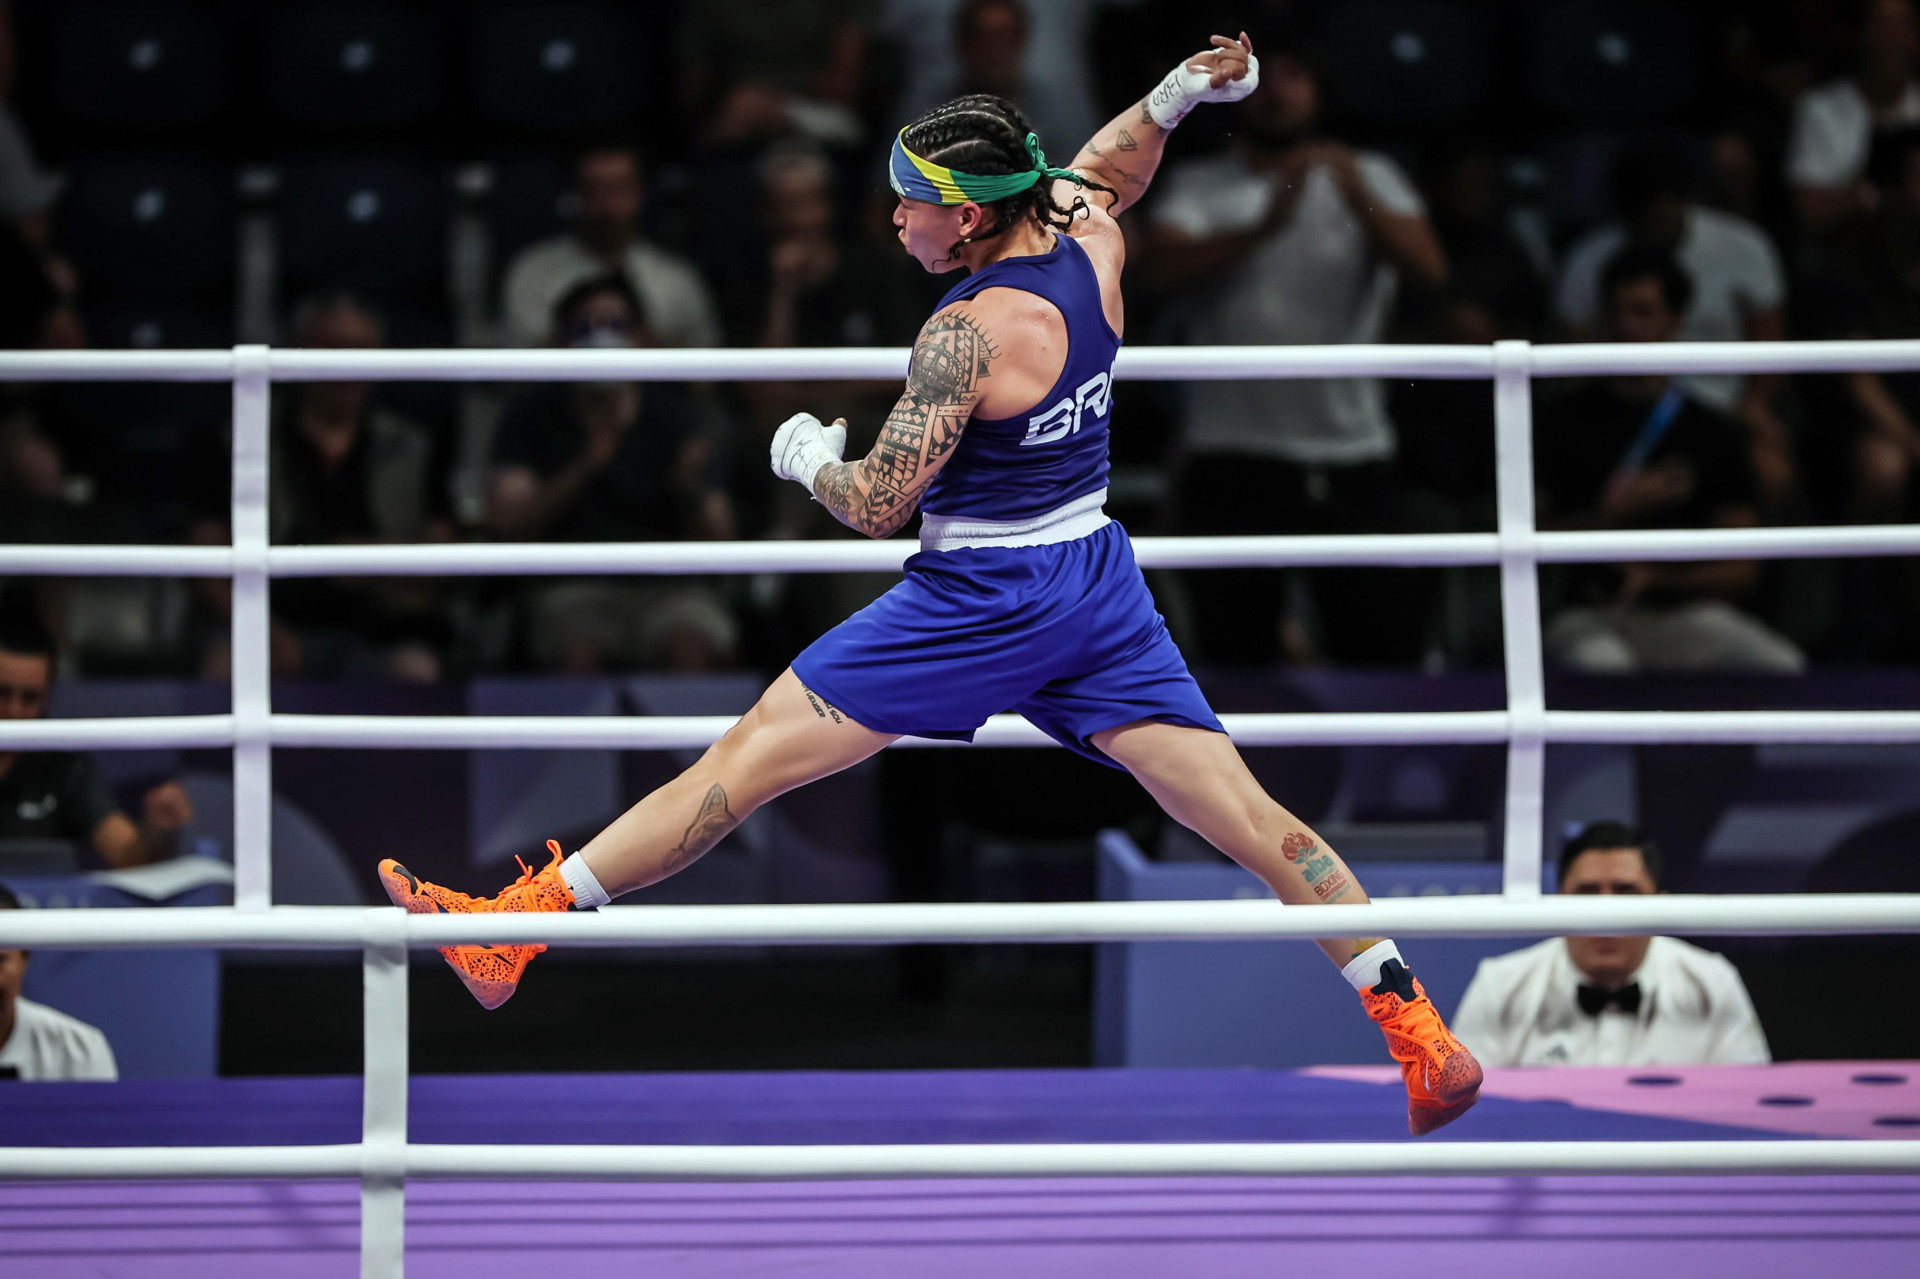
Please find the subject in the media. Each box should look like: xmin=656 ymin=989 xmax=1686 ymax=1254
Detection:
xmin=900 ymin=94 xmax=1115 ymax=262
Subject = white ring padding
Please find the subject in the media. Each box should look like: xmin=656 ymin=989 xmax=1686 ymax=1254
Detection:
xmin=2 ymin=895 xmax=1917 ymax=951
xmin=1535 ymin=525 xmax=1920 ymax=562
xmin=254 ymin=525 xmax=1920 ymax=570
xmin=9 ymin=710 xmax=1920 ymax=753
xmin=1524 ymin=339 xmax=1920 ymax=377
xmin=13 ymin=524 xmax=1920 ymax=580
xmin=0 ymin=345 xmax=1498 ymax=383
xmin=256 ymin=709 xmax=1920 ymax=748
xmin=265 ymin=710 xmax=1515 ymax=748
xmin=401 ymin=1138 xmax=1920 ymax=1179
xmin=0 ymin=1145 xmax=364 ymax=1179
xmin=0 ymin=1139 xmax=1915 ymax=1181
xmin=6 ymin=339 xmax=1920 ymax=384
xmin=0 ymin=546 xmax=238 ymax=576
xmin=0 ymin=715 xmax=239 ymax=749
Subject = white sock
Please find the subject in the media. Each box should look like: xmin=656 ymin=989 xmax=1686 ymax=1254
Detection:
xmin=1340 ymin=940 xmax=1405 ymax=993
xmin=558 ymin=854 xmax=611 ymax=910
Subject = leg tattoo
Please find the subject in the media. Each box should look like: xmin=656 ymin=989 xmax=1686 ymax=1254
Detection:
xmin=665 ymin=784 xmax=736 ymax=873
xmin=1283 ymin=830 xmax=1354 ymax=903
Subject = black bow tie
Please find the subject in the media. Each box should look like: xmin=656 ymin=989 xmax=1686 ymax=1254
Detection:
xmin=1577 ymin=982 xmax=1642 ymax=1017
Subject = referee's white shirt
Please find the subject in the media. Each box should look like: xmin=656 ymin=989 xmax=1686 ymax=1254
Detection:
xmin=1451 ymin=936 xmax=1771 ymax=1068
xmin=0 ymin=997 xmax=118 ymax=1081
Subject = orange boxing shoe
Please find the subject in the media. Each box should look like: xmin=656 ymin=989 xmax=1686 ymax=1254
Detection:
xmin=377 ymin=840 xmax=577 ymax=1010
xmin=1361 ymin=958 xmax=1483 ymax=1136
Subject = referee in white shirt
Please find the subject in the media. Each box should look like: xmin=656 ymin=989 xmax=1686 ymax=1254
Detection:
xmin=1451 ymin=822 xmax=1771 ymax=1068
xmin=0 ymin=883 xmax=117 ymax=1081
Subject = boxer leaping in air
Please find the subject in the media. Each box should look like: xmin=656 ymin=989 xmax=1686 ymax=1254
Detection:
xmin=381 ymin=33 xmax=1482 ymax=1135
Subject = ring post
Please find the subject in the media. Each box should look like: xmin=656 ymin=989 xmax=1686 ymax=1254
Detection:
xmin=1493 ymin=340 xmax=1546 ymax=898
xmin=231 ymin=345 xmax=274 ymax=910
xmin=360 ymin=909 xmax=409 ymax=1278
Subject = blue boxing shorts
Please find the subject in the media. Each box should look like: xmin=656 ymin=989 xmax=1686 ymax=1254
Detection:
xmin=791 ymin=521 xmax=1225 ymax=768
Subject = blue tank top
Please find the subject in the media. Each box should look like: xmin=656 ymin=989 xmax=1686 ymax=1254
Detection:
xmin=919 ymin=233 xmax=1120 ymax=522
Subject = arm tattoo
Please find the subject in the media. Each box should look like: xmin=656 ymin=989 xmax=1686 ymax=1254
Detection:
xmin=1086 ymin=131 xmax=1144 ymax=190
xmin=664 ymin=783 xmax=736 ymax=872
xmin=811 ymin=308 xmax=998 ymax=538
xmin=818 ymin=462 xmax=857 ymax=523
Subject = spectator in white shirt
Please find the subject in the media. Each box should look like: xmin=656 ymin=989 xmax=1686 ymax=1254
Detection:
xmin=1787 ymin=0 xmax=1920 ymax=239
xmin=1452 ymin=822 xmax=1771 ymax=1068
xmin=1556 ymin=142 xmax=1792 ymax=513
xmin=0 ymin=883 xmax=117 ymax=1081
xmin=499 ymin=146 xmax=721 ymax=350
xmin=1145 ymin=37 xmax=1448 ymax=665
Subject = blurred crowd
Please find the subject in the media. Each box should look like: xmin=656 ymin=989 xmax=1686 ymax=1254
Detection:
xmin=3 ymin=0 xmax=1920 ymax=679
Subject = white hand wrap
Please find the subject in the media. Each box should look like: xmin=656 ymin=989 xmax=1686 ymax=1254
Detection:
xmin=1145 ymin=51 xmax=1260 ymax=129
xmin=769 ymin=411 xmax=848 ymax=497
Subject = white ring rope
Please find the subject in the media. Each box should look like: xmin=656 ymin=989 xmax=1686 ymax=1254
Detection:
xmin=14 ymin=525 xmax=1920 ymax=579
xmin=7 ymin=709 xmax=1920 ymax=754
xmin=1 ymin=1139 xmax=1916 ymax=1182
xmin=6 ymin=338 xmax=1920 ymax=382
xmin=1 ymin=895 xmax=1917 ymax=951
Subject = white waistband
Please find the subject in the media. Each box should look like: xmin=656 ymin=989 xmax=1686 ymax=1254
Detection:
xmin=918 ymin=489 xmax=1111 ymax=551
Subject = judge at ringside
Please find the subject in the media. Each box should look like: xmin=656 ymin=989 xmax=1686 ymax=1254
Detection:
xmin=1451 ymin=821 xmax=1771 ymax=1067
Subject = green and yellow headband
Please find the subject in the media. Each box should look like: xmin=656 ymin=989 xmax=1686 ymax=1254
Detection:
xmin=888 ymin=129 xmax=1081 ymax=205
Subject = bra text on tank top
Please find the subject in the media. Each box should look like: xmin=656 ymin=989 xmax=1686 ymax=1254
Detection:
xmin=1020 ymin=367 xmax=1113 ymax=448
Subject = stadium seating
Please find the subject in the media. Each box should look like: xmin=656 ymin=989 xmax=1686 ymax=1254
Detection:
xmin=263 ymin=4 xmax=449 ymax=131
xmin=82 ymin=300 xmax=234 ymax=353
xmin=54 ymin=2 xmax=233 ymax=133
xmin=59 ymin=155 xmax=237 ymax=301
xmin=1323 ymin=1 xmax=1494 ymax=125
xmin=468 ymin=4 xmax=645 ymax=133
xmin=1524 ymin=0 xmax=1695 ymax=122
xmin=278 ymin=153 xmax=449 ymax=301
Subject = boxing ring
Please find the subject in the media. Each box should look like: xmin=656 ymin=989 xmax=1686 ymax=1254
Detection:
xmin=1 ymin=340 xmax=1919 ymax=1277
